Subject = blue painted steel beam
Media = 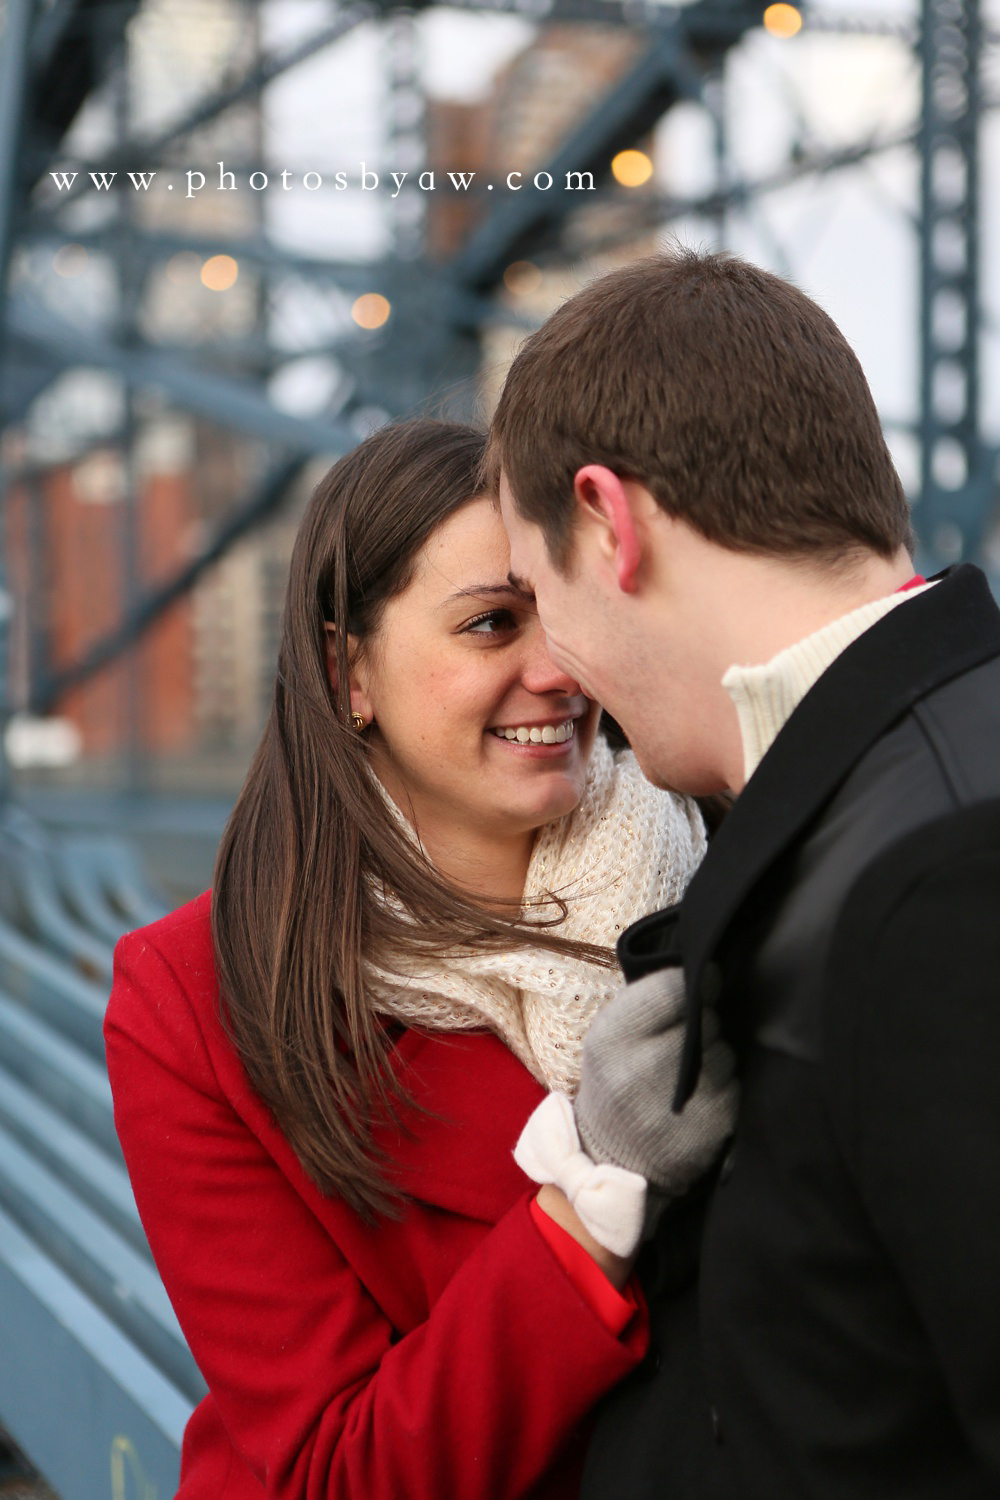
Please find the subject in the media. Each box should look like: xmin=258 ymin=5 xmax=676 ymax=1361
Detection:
xmin=0 ymin=989 xmax=118 ymax=1156
xmin=19 ymin=0 xmax=144 ymax=189
xmin=526 ymin=124 xmax=925 ymax=264
xmin=917 ymin=0 xmax=995 ymax=567
xmin=0 ymin=0 xmax=36 ymax=309
xmin=0 ymin=1116 xmax=201 ymax=1397
xmin=19 ymin=226 xmax=529 ymax=349
xmin=0 ymin=909 xmax=107 ymax=1059
xmin=40 ymin=5 xmax=377 ymax=203
xmin=28 ymin=0 xmax=81 ymax=70
xmin=0 ymin=338 xmax=59 ymax=424
xmin=451 ymin=20 xmax=707 ymax=291
xmin=7 ymin=294 xmax=359 ymax=452
xmin=23 ymin=223 xmax=398 ymax=286
xmin=0 ymin=1062 xmax=143 ymax=1253
xmin=29 ymin=452 xmax=306 ymax=713
xmin=0 ymin=1204 xmax=189 ymax=1500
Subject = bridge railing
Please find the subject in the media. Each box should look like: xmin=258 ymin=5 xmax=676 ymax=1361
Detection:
xmin=0 ymin=805 xmax=203 ymax=1500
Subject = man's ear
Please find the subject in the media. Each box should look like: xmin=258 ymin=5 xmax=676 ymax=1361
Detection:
xmin=572 ymin=465 xmax=646 ymax=593
xmin=324 ymin=623 xmax=376 ymax=726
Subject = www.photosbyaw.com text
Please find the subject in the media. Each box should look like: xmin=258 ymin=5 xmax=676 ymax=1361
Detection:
xmin=48 ymin=162 xmax=597 ymax=200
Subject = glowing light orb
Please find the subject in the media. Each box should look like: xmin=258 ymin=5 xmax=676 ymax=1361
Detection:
xmin=201 ymin=255 xmax=239 ymax=291
xmin=352 ymin=293 xmax=392 ymax=330
xmin=612 ymin=150 xmax=654 ymax=188
xmin=503 ymin=261 xmax=543 ymax=295
xmin=764 ymin=4 xmax=803 ymax=39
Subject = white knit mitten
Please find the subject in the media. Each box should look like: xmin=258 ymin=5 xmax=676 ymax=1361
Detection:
xmin=514 ymin=1094 xmax=647 ymax=1257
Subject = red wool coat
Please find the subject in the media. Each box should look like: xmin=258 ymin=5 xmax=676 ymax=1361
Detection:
xmin=105 ymin=892 xmax=648 ymax=1500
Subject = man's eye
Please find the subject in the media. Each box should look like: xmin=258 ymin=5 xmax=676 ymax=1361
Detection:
xmin=463 ymin=609 xmax=519 ymax=635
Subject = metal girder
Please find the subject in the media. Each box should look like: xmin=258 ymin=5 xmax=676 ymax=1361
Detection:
xmin=0 ymin=339 xmax=61 ymax=426
xmin=6 ymin=294 xmax=360 ymax=452
xmin=9 ymin=0 xmax=988 ymax=736
xmin=23 ymin=0 xmax=143 ymax=183
xmin=29 ymin=453 xmax=307 ymax=714
xmin=38 ymin=4 xmax=377 ymax=205
xmin=412 ymin=0 xmax=756 ymax=33
xmin=0 ymin=0 xmax=37 ymax=308
xmin=445 ymin=0 xmax=789 ymax=292
xmin=547 ymin=124 xmax=922 ymax=262
xmin=804 ymin=11 xmax=914 ymax=37
xmin=28 ymin=0 xmax=82 ymax=70
xmin=0 ymin=1205 xmax=188 ymax=1500
xmin=385 ymin=12 xmax=428 ymax=260
xmin=451 ymin=19 xmax=707 ymax=291
xmin=402 ymin=0 xmax=917 ymax=40
xmin=0 ymin=0 xmax=775 ymax=731
xmin=0 ymin=0 xmax=39 ymax=806
xmin=23 ymin=224 xmax=408 ymax=291
xmin=917 ymin=0 xmax=993 ymax=566
xmin=19 ymin=225 xmax=529 ymax=347
xmin=0 ymin=850 xmax=203 ymax=1498
xmin=399 ymin=0 xmax=680 ymax=25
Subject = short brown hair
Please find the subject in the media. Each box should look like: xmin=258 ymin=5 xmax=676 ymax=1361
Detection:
xmin=485 ymin=249 xmax=912 ymax=567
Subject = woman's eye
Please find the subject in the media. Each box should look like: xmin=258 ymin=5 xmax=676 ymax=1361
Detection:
xmin=463 ymin=609 xmax=519 ymax=636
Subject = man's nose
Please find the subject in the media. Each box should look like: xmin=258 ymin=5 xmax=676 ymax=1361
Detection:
xmin=519 ymin=623 xmax=583 ymax=697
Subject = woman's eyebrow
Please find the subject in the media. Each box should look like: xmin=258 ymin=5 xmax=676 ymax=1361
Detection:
xmin=442 ymin=582 xmax=535 ymax=605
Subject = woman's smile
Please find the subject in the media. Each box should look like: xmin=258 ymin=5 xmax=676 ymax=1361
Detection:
xmin=354 ymin=497 xmax=600 ymax=880
xmin=486 ymin=716 xmax=584 ymax=762
xmin=490 ymin=717 xmax=576 ymax=745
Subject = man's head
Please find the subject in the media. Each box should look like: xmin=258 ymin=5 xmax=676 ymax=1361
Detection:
xmin=486 ymin=249 xmax=914 ymax=793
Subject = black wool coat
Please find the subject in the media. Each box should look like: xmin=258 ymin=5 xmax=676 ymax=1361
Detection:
xmin=582 ymin=564 xmax=1000 ymax=1500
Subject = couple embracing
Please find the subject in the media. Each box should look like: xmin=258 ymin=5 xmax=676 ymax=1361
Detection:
xmin=106 ymin=250 xmax=1000 ymax=1500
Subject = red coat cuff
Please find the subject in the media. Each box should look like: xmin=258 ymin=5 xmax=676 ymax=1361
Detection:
xmin=529 ymin=1195 xmax=639 ymax=1337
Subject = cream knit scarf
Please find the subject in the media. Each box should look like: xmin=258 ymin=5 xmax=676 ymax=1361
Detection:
xmin=366 ymin=736 xmax=706 ymax=1097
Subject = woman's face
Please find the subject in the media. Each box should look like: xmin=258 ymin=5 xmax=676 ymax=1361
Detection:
xmin=353 ymin=496 xmax=600 ymax=858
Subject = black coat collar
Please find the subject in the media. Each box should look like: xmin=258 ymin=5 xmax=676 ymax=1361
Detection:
xmin=619 ymin=564 xmax=1000 ymax=1106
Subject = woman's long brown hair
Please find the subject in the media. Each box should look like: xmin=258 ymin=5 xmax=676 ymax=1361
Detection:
xmin=212 ymin=419 xmax=613 ymax=1220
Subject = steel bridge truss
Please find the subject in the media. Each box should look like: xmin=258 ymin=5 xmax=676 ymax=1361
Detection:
xmin=0 ymin=0 xmax=997 ymax=730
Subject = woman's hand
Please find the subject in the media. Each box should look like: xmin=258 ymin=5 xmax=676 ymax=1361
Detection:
xmin=514 ymin=1092 xmax=648 ymax=1259
xmin=534 ymin=1185 xmax=637 ymax=1291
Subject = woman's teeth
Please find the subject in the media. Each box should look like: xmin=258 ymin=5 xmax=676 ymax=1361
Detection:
xmin=492 ymin=721 xmax=576 ymax=745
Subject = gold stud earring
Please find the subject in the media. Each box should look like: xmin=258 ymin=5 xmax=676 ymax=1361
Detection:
xmin=350 ymin=712 xmax=367 ymax=732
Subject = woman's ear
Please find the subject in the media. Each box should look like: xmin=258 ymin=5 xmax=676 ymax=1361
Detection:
xmin=324 ymin=623 xmax=376 ymax=727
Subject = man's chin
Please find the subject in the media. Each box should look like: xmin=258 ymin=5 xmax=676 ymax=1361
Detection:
xmin=630 ymin=743 xmax=728 ymax=798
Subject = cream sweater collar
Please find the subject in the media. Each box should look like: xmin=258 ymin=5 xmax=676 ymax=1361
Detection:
xmin=723 ymin=581 xmax=937 ymax=787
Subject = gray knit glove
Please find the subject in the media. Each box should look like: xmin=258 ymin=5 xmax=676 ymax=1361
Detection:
xmin=575 ymin=966 xmax=738 ymax=1231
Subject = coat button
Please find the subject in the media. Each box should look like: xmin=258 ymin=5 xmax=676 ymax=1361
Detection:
xmin=710 ymin=1406 xmax=724 ymax=1444
xmin=700 ymin=962 xmax=723 ymax=1006
xmin=719 ymin=1145 xmax=737 ymax=1183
